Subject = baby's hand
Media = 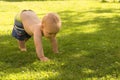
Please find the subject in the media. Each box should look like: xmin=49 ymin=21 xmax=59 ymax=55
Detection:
xmin=40 ymin=56 xmax=49 ymax=62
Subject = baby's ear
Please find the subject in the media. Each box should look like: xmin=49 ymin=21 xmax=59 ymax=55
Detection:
xmin=41 ymin=24 xmax=44 ymax=29
xmin=41 ymin=20 xmax=44 ymax=27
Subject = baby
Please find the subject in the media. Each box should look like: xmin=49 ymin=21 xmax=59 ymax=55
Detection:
xmin=12 ymin=10 xmax=61 ymax=62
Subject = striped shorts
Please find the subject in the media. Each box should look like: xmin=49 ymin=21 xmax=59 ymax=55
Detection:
xmin=12 ymin=19 xmax=31 ymax=41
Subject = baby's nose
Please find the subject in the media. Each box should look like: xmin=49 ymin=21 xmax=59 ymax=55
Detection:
xmin=51 ymin=34 xmax=55 ymax=37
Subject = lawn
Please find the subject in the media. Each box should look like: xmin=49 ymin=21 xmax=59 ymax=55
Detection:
xmin=0 ymin=0 xmax=120 ymax=80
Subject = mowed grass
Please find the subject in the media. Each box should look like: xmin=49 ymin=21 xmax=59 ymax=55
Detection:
xmin=0 ymin=0 xmax=120 ymax=79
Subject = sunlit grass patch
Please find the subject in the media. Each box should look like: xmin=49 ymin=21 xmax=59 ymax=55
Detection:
xmin=82 ymin=68 xmax=94 ymax=74
xmin=0 ymin=0 xmax=120 ymax=79
xmin=2 ymin=71 xmax=59 ymax=80
xmin=80 ymin=24 xmax=101 ymax=33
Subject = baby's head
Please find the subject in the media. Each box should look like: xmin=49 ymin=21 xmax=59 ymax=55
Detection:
xmin=41 ymin=13 xmax=61 ymax=38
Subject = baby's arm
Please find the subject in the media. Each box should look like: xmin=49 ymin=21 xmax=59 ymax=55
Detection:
xmin=50 ymin=37 xmax=59 ymax=53
xmin=34 ymin=29 xmax=49 ymax=61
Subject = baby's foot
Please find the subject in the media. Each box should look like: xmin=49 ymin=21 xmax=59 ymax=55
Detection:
xmin=20 ymin=48 xmax=27 ymax=51
xmin=19 ymin=47 xmax=27 ymax=51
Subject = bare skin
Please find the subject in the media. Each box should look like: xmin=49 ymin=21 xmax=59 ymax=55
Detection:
xmin=18 ymin=11 xmax=61 ymax=62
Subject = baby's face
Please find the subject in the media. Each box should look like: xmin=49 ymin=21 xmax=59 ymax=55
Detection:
xmin=41 ymin=13 xmax=61 ymax=39
xmin=42 ymin=26 xmax=59 ymax=39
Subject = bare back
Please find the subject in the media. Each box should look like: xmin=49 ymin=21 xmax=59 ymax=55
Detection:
xmin=21 ymin=11 xmax=41 ymax=36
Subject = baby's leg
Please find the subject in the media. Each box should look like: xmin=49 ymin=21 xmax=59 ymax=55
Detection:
xmin=18 ymin=40 xmax=27 ymax=51
xmin=24 ymin=38 xmax=29 ymax=42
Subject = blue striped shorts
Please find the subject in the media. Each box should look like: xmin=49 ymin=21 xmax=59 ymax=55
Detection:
xmin=12 ymin=19 xmax=31 ymax=41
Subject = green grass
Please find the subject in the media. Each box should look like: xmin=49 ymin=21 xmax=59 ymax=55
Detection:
xmin=0 ymin=0 xmax=120 ymax=79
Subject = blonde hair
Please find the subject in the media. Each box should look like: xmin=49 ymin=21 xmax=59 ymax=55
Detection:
xmin=42 ymin=13 xmax=61 ymax=29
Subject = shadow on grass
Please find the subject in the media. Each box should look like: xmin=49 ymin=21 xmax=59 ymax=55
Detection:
xmin=0 ymin=8 xmax=120 ymax=79
xmin=0 ymin=35 xmax=36 ymax=75
xmin=46 ymin=10 xmax=120 ymax=79
xmin=90 ymin=8 xmax=120 ymax=13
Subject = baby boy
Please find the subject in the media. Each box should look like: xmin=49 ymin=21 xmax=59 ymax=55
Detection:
xmin=12 ymin=10 xmax=61 ymax=61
